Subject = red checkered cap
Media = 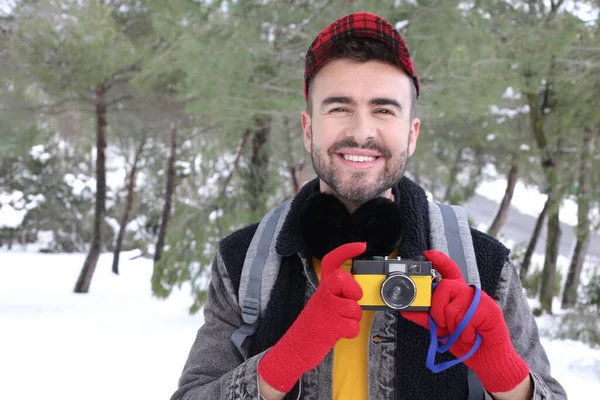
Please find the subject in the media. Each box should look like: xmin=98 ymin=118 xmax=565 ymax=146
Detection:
xmin=304 ymin=12 xmax=419 ymax=100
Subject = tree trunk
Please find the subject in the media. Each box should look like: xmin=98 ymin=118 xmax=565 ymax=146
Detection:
xmin=154 ymin=123 xmax=177 ymax=264
xmin=412 ymin=160 xmax=422 ymax=185
xmin=74 ymin=84 xmax=107 ymax=293
xmin=218 ymin=129 xmax=251 ymax=201
xmin=289 ymin=166 xmax=300 ymax=195
xmin=561 ymin=127 xmax=595 ymax=309
xmin=561 ymin=234 xmax=591 ymax=308
xmin=71 ymin=220 xmax=77 ymax=246
xmin=443 ymin=148 xmax=463 ymax=203
xmin=430 ymin=177 xmax=438 ymax=201
xmin=525 ymin=83 xmax=562 ymax=315
xmin=521 ymin=194 xmax=550 ymax=280
xmin=539 ymin=166 xmax=562 ymax=315
xmin=488 ymin=152 xmax=519 ymax=237
xmin=289 ymin=162 xmax=306 ymax=195
xmin=7 ymin=229 xmax=14 ymax=250
xmin=112 ymin=139 xmax=145 ymax=275
xmin=460 ymin=150 xmax=485 ymax=203
xmin=247 ymin=116 xmax=271 ymax=213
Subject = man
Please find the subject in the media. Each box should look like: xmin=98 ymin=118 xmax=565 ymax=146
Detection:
xmin=171 ymin=12 xmax=567 ymax=400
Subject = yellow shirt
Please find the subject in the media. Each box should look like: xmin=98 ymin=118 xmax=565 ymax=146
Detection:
xmin=313 ymin=249 xmax=398 ymax=400
xmin=312 ymin=258 xmax=375 ymax=400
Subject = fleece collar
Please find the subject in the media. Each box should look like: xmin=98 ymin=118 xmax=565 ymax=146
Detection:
xmin=275 ymin=176 xmax=431 ymax=259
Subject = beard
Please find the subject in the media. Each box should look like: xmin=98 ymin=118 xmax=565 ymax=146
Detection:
xmin=311 ymin=136 xmax=409 ymax=205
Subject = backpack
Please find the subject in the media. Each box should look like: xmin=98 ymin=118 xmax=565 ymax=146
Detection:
xmin=231 ymin=200 xmax=484 ymax=399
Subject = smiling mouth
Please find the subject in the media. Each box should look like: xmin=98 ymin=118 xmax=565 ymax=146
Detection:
xmin=337 ymin=153 xmax=383 ymax=163
xmin=341 ymin=154 xmax=379 ymax=162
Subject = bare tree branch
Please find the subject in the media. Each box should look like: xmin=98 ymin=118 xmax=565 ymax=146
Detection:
xmin=550 ymin=0 xmax=565 ymax=13
xmin=106 ymin=76 xmax=134 ymax=90
xmin=14 ymin=94 xmax=95 ymax=116
xmin=187 ymin=124 xmax=219 ymax=140
xmin=108 ymin=62 xmax=141 ymax=84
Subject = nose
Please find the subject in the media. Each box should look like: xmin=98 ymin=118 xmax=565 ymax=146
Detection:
xmin=348 ymin=110 xmax=376 ymax=144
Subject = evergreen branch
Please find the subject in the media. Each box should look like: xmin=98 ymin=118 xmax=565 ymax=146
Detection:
xmin=105 ymin=61 xmax=142 ymax=90
xmin=106 ymin=95 xmax=133 ymax=109
xmin=186 ymin=124 xmax=218 ymax=141
xmin=22 ymin=94 xmax=95 ymax=116
xmin=257 ymin=83 xmax=301 ymax=95
xmin=106 ymin=75 xmax=134 ymax=89
xmin=471 ymin=58 xmax=512 ymax=67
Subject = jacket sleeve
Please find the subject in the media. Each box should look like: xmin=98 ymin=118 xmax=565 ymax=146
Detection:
xmin=171 ymin=251 xmax=265 ymax=400
xmin=491 ymin=258 xmax=567 ymax=399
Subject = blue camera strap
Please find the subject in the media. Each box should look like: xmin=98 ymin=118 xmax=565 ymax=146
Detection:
xmin=426 ymin=283 xmax=483 ymax=373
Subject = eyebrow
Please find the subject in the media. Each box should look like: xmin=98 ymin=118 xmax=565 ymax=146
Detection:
xmin=320 ymin=96 xmax=403 ymax=113
xmin=370 ymin=98 xmax=403 ymax=112
xmin=320 ymin=96 xmax=354 ymax=108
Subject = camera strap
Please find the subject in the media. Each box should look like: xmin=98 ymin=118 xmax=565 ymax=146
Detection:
xmin=425 ymin=283 xmax=483 ymax=373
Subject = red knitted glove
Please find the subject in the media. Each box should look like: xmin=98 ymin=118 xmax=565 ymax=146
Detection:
xmin=257 ymin=242 xmax=366 ymax=393
xmin=401 ymin=250 xmax=530 ymax=393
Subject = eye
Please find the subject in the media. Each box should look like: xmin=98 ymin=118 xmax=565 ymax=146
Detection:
xmin=330 ymin=107 xmax=349 ymax=113
xmin=376 ymin=109 xmax=395 ymax=115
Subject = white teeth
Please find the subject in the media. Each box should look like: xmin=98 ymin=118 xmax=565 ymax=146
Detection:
xmin=342 ymin=154 xmax=377 ymax=162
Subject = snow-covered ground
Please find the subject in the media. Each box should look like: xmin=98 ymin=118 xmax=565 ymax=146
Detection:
xmin=1 ymin=248 xmax=599 ymax=399
xmin=1 ymin=176 xmax=600 ymax=399
xmin=0 ymin=250 xmax=203 ymax=400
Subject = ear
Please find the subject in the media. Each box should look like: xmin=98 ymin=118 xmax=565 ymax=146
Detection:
xmin=408 ymin=117 xmax=421 ymax=157
xmin=301 ymin=110 xmax=312 ymax=152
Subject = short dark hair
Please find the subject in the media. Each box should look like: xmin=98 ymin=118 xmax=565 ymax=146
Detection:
xmin=306 ymin=39 xmax=418 ymax=121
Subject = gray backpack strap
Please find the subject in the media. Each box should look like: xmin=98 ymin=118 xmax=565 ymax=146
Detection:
xmin=231 ymin=201 xmax=291 ymax=359
xmin=428 ymin=202 xmax=481 ymax=287
xmin=429 ymin=202 xmax=485 ymax=400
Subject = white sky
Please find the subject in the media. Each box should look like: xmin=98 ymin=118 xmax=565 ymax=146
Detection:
xmin=0 ymin=0 xmax=15 ymax=16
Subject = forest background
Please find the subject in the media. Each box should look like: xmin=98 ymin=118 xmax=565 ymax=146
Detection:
xmin=1 ymin=0 xmax=599 ymax=351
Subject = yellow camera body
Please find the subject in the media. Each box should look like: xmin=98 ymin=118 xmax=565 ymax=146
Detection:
xmin=351 ymin=256 xmax=435 ymax=311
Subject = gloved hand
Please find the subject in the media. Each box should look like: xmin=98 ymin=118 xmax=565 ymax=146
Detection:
xmin=257 ymin=242 xmax=366 ymax=393
xmin=401 ymin=250 xmax=530 ymax=393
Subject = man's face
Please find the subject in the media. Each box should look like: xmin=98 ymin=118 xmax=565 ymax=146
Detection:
xmin=301 ymin=59 xmax=421 ymax=206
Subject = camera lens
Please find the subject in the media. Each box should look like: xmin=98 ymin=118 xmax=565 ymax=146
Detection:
xmin=380 ymin=273 xmax=416 ymax=310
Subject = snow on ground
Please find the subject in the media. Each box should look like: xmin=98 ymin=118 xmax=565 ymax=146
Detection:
xmin=0 ymin=249 xmax=202 ymax=400
xmin=1 ymin=248 xmax=599 ymax=399
xmin=539 ymin=337 xmax=600 ymax=397
xmin=476 ymin=178 xmax=579 ymax=227
xmin=1 ymin=173 xmax=599 ymax=399
xmin=533 ymin=298 xmax=600 ymax=397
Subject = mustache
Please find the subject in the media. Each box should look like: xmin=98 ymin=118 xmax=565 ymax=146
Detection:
xmin=327 ymin=138 xmax=391 ymax=158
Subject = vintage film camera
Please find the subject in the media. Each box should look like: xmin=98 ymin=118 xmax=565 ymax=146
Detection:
xmin=351 ymin=256 xmax=436 ymax=311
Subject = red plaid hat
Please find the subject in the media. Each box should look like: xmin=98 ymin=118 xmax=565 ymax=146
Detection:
xmin=304 ymin=12 xmax=419 ymax=100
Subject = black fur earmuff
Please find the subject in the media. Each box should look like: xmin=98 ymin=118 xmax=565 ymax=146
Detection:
xmin=298 ymin=192 xmax=404 ymax=260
